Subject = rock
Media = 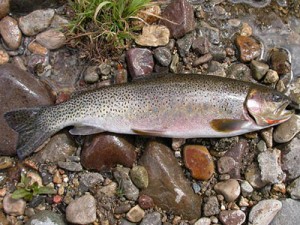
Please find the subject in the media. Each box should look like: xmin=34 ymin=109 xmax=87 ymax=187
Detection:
xmin=197 ymin=21 xmax=220 ymax=45
xmin=140 ymin=212 xmax=161 ymax=225
xmin=203 ymin=196 xmax=220 ymax=217
xmin=66 ymin=195 xmax=96 ymax=224
xmin=263 ymin=69 xmax=279 ymax=84
xmin=140 ymin=141 xmax=202 ymax=220
xmin=0 ymin=64 xmax=54 ymax=156
xmin=138 ymin=194 xmax=154 ymax=210
xmin=130 ymin=166 xmax=148 ymax=189
xmin=210 ymin=45 xmax=226 ymax=62
xmin=194 ymin=217 xmax=211 ymax=225
xmin=10 ymin=0 xmax=62 ymax=14
xmin=12 ymin=56 xmax=27 ymax=71
xmin=258 ymin=149 xmax=284 ymax=184
xmin=192 ymin=37 xmax=210 ymax=55
xmin=207 ymin=61 xmax=226 ymax=77
xmin=270 ymin=199 xmax=300 ymax=225
xmin=193 ymin=53 xmax=213 ymax=67
xmin=0 ymin=16 xmax=22 ymax=50
xmin=58 ymin=161 xmax=83 ymax=172
xmin=214 ymin=179 xmax=240 ymax=202
xmin=113 ymin=167 xmax=139 ymax=201
xmin=83 ymin=66 xmax=99 ymax=84
xmin=257 ymin=140 xmax=267 ymax=152
xmin=0 ymin=49 xmax=9 ymax=64
xmin=176 ymin=32 xmax=194 ymax=57
xmin=245 ymin=163 xmax=268 ymax=189
xmin=126 ymin=205 xmax=145 ymax=223
xmin=114 ymin=204 xmax=131 ymax=214
xmin=98 ymin=182 xmax=117 ymax=197
xmin=25 ymin=210 xmax=66 ymax=225
xmin=50 ymin=15 xmax=69 ymax=29
xmin=126 ymin=48 xmax=154 ymax=79
xmin=249 ymin=199 xmax=282 ymax=225
xmin=227 ymin=63 xmax=253 ymax=82
xmin=99 ymin=63 xmax=111 ymax=75
xmin=260 ymin=127 xmax=273 ymax=148
xmin=0 ymin=157 xmax=13 ymax=169
xmin=217 ymin=156 xmax=236 ymax=174
xmin=28 ymin=42 xmax=48 ymax=55
xmin=235 ymin=35 xmax=261 ymax=62
xmin=240 ymin=22 xmax=252 ymax=36
xmin=159 ymin=0 xmax=195 ymax=38
xmin=135 ymin=25 xmax=169 ymax=47
xmin=274 ymin=115 xmax=300 ymax=143
xmin=153 ymin=47 xmax=172 ymax=67
xmin=250 ymin=60 xmax=269 ymax=80
xmin=0 ymin=0 xmax=9 ymax=19
xmin=287 ymin=177 xmax=300 ymax=199
xmin=120 ymin=219 xmax=136 ymax=225
xmin=0 ymin=211 xmax=9 ymax=225
xmin=240 ymin=180 xmax=253 ymax=197
xmin=18 ymin=9 xmax=55 ymax=36
xmin=183 ymin=145 xmax=214 ymax=180
xmin=36 ymin=29 xmax=66 ymax=50
xmin=134 ymin=5 xmax=161 ymax=26
xmin=27 ymin=171 xmax=43 ymax=187
xmin=3 ymin=194 xmax=26 ymax=216
xmin=170 ymin=53 xmax=179 ymax=73
xmin=219 ymin=210 xmax=246 ymax=225
xmin=81 ymin=133 xmax=136 ymax=172
xmin=270 ymin=49 xmax=291 ymax=75
xmin=80 ymin=172 xmax=104 ymax=189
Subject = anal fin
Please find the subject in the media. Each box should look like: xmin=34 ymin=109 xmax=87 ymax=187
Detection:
xmin=131 ymin=128 xmax=166 ymax=136
xmin=69 ymin=126 xmax=105 ymax=135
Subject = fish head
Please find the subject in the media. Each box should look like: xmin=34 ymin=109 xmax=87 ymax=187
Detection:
xmin=245 ymin=87 xmax=294 ymax=126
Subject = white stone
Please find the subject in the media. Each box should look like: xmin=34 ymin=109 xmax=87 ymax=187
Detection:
xmin=3 ymin=194 xmax=26 ymax=216
xmin=135 ymin=25 xmax=170 ymax=47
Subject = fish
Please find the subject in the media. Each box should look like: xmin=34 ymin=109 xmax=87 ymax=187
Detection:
xmin=4 ymin=74 xmax=294 ymax=159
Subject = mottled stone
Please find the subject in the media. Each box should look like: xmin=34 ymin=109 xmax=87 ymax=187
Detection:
xmin=36 ymin=29 xmax=66 ymax=50
xmin=66 ymin=195 xmax=96 ymax=224
xmin=130 ymin=166 xmax=148 ymax=189
xmin=81 ymin=133 xmax=136 ymax=172
xmin=135 ymin=25 xmax=169 ymax=47
xmin=240 ymin=180 xmax=253 ymax=197
xmin=249 ymin=199 xmax=282 ymax=225
xmin=217 ymin=156 xmax=236 ymax=174
xmin=183 ymin=145 xmax=214 ymax=180
xmin=58 ymin=161 xmax=82 ymax=172
xmin=197 ymin=21 xmax=220 ymax=45
xmin=159 ymin=0 xmax=195 ymax=38
xmin=287 ymin=177 xmax=300 ymax=199
xmin=263 ymin=69 xmax=279 ymax=84
xmin=80 ymin=172 xmax=104 ymax=189
xmin=235 ymin=35 xmax=261 ymax=62
xmin=83 ymin=66 xmax=99 ymax=84
xmin=98 ymin=182 xmax=117 ymax=197
xmin=134 ymin=5 xmax=161 ymax=26
xmin=0 ymin=0 xmax=9 ymax=19
xmin=192 ymin=36 xmax=210 ymax=55
xmin=194 ymin=217 xmax=211 ymax=225
xmin=274 ymin=115 xmax=300 ymax=143
xmin=0 ymin=64 xmax=53 ymax=156
xmin=176 ymin=32 xmax=194 ymax=57
xmin=3 ymin=194 xmax=26 ymax=216
xmin=0 ymin=16 xmax=22 ymax=50
xmin=219 ymin=210 xmax=246 ymax=225
xmin=250 ymin=60 xmax=269 ymax=80
xmin=210 ymin=45 xmax=226 ymax=62
xmin=0 ymin=156 xmax=13 ymax=169
xmin=138 ymin=194 xmax=154 ymax=210
xmin=140 ymin=141 xmax=202 ymax=220
xmin=25 ymin=210 xmax=66 ymax=225
xmin=260 ymin=127 xmax=273 ymax=148
xmin=126 ymin=48 xmax=154 ymax=79
xmin=114 ymin=204 xmax=131 ymax=214
xmin=126 ymin=205 xmax=145 ymax=223
xmin=50 ymin=15 xmax=69 ymax=29
xmin=18 ymin=9 xmax=55 ymax=36
xmin=203 ymin=196 xmax=220 ymax=217
xmin=214 ymin=179 xmax=240 ymax=202
xmin=193 ymin=53 xmax=213 ymax=67
xmin=270 ymin=49 xmax=291 ymax=75
xmin=153 ymin=47 xmax=172 ymax=67
xmin=227 ymin=63 xmax=253 ymax=82
xmin=0 ymin=49 xmax=9 ymax=64
xmin=270 ymin=199 xmax=300 ymax=225
xmin=140 ymin=212 xmax=161 ymax=225
xmin=245 ymin=163 xmax=268 ymax=189
xmin=240 ymin=22 xmax=252 ymax=36
xmin=28 ymin=42 xmax=48 ymax=55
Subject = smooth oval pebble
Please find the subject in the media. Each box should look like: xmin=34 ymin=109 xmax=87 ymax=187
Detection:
xmin=214 ymin=179 xmax=240 ymax=202
xmin=219 ymin=210 xmax=246 ymax=225
xmin=36 ymin=29 xmax=66 ymax=50
xmin=0 ymin=16 xmax=22 ymax=50
xmin=274 ymin=114 xmax=300 ymax=143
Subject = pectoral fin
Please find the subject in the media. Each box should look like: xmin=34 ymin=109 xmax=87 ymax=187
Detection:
xmin=210 ymin=119 xmax=249 ymax=133
xmin=69 ymin=126 xmax=105 ymax=135
xmin=131 ymin=128 xmax=166 ymax=136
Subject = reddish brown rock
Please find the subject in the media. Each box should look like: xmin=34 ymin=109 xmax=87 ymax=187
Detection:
xmin=159 ymin=0 xmax=195 ymax=38
xmin=235 ymin=35 xmax=261 ymax=62
xmin=140 ymin=141 xmax=202 ymax=220
xmin=0 ymin=16 xmax=22 ymax=50
xmin=81 ymin=133 xmax=136 ymax=172
xmin=0 ymin=0 xmax=9 ymax=19
xmin=0 ymin=64 xmax=54 ymax=156
xmin=270 ymin=49 xmax=291 ymax=75
xmin=138 ymin=194 xmax=154 ymax=210
xmin=183 ymin=145 xmax=214 ymax=180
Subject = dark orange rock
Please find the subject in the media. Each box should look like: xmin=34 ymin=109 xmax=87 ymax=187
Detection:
xmin=138 ymin=194 xmax=154 ymax=210
xmin=183 ymin=145 xmax=214 ymax=180
xmin=81 ymin=133 xmax=136 ymax=172
xmin=235 ymin=35 xmax=261 ymax=62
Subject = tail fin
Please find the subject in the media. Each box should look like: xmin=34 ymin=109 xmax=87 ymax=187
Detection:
xmin=4 ymin=107 xmax=53 ymax=159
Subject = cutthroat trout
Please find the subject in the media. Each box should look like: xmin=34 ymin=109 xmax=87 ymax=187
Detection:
xmin=4 ymin=74 xmax=294 ymax=159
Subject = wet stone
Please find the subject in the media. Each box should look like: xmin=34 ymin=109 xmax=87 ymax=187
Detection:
xmin=140 ymin=212 xmax=161 ymax=225
xmin=214 ymin=179 xmax=240 ymax=202
xmin=0 ymin=157 xmax=14 ymax=169
xmin=159 ymin=0 xmax=195 ymax=38
xmin=80 ymin=172 xmax=104 ymax=189
xmin=3 ymin=194 xmax=26 ymax=216
xmin=140 ymin=141 xmax=201 ymax=220
xmin=263 ymin=69 xmax=279 ymax=84
xmin=203 ymin=196 xmax=220 ymax=217
xmin=81 ymin=133 xmax=136 ymax=172
xmin=217 ymin=156 xmax=236 ymax=174
xmin=270 ymin=199 xmax=300 ymax=225
xmin=176 ymin=32 xmax=194 ymax=57
xmin=126 ymin=205 xmax=145 ymax=223
xmin=36 ymin=29 xmax=66 ymax=50
xmin=287 ymin=177 xmax=300 ymax=199
xmin=245 ymin=163 xmax=268 ymax=189
xmin=250 ymin=60 xmax=269 ymax=80
xmin=18 ymin=9 xmax=55 ymax=36
xmin=0 ymin=0 xmax=9 ymax=19
xmin=130 ymin=166 xmax=148 ymax=189
xmin=135 ymin=25 xmax=170 ymax=47
xmin=235 ymin=35 xmax=261 ymax=62
xmin=192 ymin=36 xmax=210 ymax=55
xmin=153 ymin=47 xmax=172 ymax=67
xmin=183 ymin=145 xmax=214 ymax=180
xmin=227 ymin=63 xmax=253 ymax=82
xmin=210 ymin=45 xmax=226 ymax=62
xmin=126 ymin=48 xmax=154 ymax=79
xmin=274 ymin=115 xmax=300 ymax=143
xmin=270 ymin=49 xmax=291 ymax=75
xmin=249 ymin=199 xmax=282 ymax=225
xmin=0 ymin=16 xmax=22 ymax=50
xmin=66 ymin=195 xmax=96 ymax=224
xmin=0 ymin=64 xmax=53 ymax=156
xmin=58 ymin=161 xmax=83 ymax=172
xmin=197 ymin=21 xmax=220 ymax=45
xmin=138 ymin=194 xmax=154 ymax=210
xmin=193 ymin=53 xmax=213 ymax=67
xmin=113 ymin=167 xmax=139 ymax=201
xmin=25 ymin=210 xmax=66 ymax=225
xmin=219 ymin=210 xmax=246 ymax=225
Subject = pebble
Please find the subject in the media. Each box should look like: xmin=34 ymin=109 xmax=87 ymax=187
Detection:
xmin=79 ymin=172 xmax=104 ymax=189
xmin=138 ymin=194 xmax=154 ymax=210
xmin=176 ymin=32 xmax=194 ymax=57
xmin=197 ymin=21 xmax=220 ymax=45
xmin=28 ymin=42 xmax=48 ymax=55
xmin=248 ymin=199 xmax=282 ymax=225
xmin=135 ymin=25 xmax=170 ymax=47
xmin=81 ymin=133 xmax=136 ymax=172
xmin=192 ymin=36 xmax=210 ymax=55
xmin=153 ymin=47 xmax=172 ymax=66
xmin=3 ymin=194 xmax=26 ymax=216
xmin=99 ymin=62 xmax=111 ymax=75
xmin=170 ymin=53 xmax=179 ymax=73
xmin=25 ymin=210 xmax=66 ymax=225
xmin=219 ymin=210 xmax=246 ymax=225
xmin=126 ymin=205 xmax=145 ymax=223
xmin=130 ymin=166 xmax=149 ymax=189
xmin=0 ymin=157 xmax=14 ymax=169
xmin=257 ymin=140 xmax=267 ymax=152
xmin=98 ymin=182 xmax=117 ymax=197
xmin=240 ymin=22 xmax=252 ymax=36
xmin=159 ymin=0 xmax=195 ymax=38
xmin=270 ymin=49 xmax=291 ymax=75
xmin=126 ymin=48 xmax=154 ymax=78
xmin=0 ymin=16 xmax=22 ymax=50
xmin=183 ymin=145 xmax=214 ymax=180
xmin=140 ymin=141 xmax=201 ymax=220
xmin=36 ymin=29 xmax=66 ymax=50
xmin=50 ymin=15 xmax=69 ymax=29
xmin=18 ymin=9 xmax=55 ymax=36
xmin=207 ymin=61 xmax=226 ymax=77
xmin=235 ymin=35 xmax=261 ymax=62
xmin=194 ymin=217 xmax=211 ymax=225
xmin=113 ymin=167 xmax=139 ymax=201
xmin=203 ymin=196 xmax=220 ymax=217
xmin=260 ymin=127 xmax=273 ymax=148
xmin=250 ymin=60 xmax=269 ymax=80
xmin=27 ymin=171 xmax=43 ymax=187
xmin=245 ymin=163 xmax=268 ymax=189
xmin=287 ymin=177 xmax=300 ymax=199
xmin=0 ymin=49 xmax=9 ymax=64
xmin=84 ymin=66 xmax=99 ymax=83
xmin=263 ymin=69 xmax=279 ymax=84
xmin=12 ymin=56 xmax=27 ymax=71
xmin=240 ymin=180 xmax=254 ymax=197
xmin=114 ymin=204 xmax=131 ymax=214
xmin=140 ymin=212 xmax=161 ymax=225
xmin=193 ymin=53 xmax=213 ymax=67
xmin=58 ymin=161 xmax=83 ymax=172
xmin=210 ymin=45 xmax=227 ymax=62
xmin=270 ymin=198 xmax=300 ymax=225
xmin=274 ymin=115 xmax=300 ymax=143
xmin=0 ymin=0 xmax=9 ymax=19
xmin=227 ymin=63 xmax=253 ymax=82
xmin=66 ymin=194 xmax=96 ymax=224
xmin=214 ymin=179 xmax=241 ymax=202
xmin=217 ymin=156 xmax=236 ymax=174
